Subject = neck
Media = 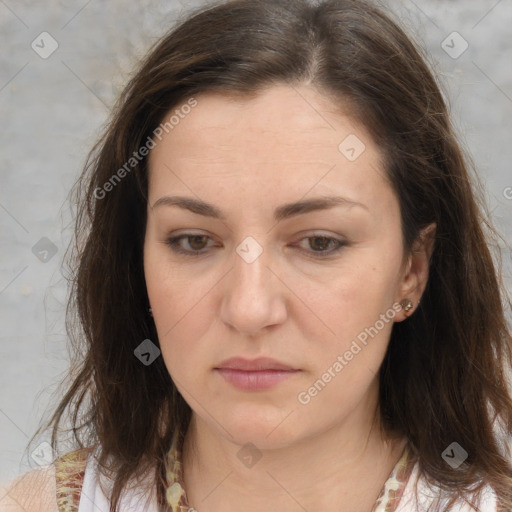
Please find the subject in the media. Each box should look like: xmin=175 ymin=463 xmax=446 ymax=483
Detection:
xmin=181 ymin=391 xmax=407 ymax=512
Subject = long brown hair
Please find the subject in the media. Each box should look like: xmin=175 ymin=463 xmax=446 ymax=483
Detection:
xmin=29 ymin=0 xmax=512 ymax=510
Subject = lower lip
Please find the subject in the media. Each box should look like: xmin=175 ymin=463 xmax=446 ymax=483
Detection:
xmin=215 ymin=368 xmax=300 ymax=391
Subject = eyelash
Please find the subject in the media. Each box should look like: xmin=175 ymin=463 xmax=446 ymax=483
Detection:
xmin=165 ymin=233 xmax=346 ymax=259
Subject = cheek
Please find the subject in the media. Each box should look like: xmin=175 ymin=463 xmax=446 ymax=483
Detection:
xmin=294 ymin=246 xmax=402 ymax=393
xmin=301 ymin=247 xmax=402 ymax=338
xmin=143 ymin=240 xmax=219 ymax=381
xmin=293 ymin=269 xmax=397 ymax=427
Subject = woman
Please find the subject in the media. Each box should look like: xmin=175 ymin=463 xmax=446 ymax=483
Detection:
xmin=2 ymin=0 xmax=511 ymax=510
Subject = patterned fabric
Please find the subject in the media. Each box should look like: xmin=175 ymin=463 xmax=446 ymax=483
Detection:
xmin=53 ymin=437 xmax=415 ymax=512
xmin=372 ymin=443 xmax=416 ymax=512
xmin=163 ymin=432 xmax=191 ymax=512
xmin=54 ymin=447 xmax=91 ymax=512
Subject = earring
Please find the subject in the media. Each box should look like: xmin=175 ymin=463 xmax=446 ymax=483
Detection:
xmin=148 ymin=307 xmax=153 ymax=317
xmin=400 ymin=298 xmax=414 ymax=314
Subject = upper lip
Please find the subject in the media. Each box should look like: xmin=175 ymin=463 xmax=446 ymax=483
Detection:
xmin=215 ymin=357 xmax=298 ymax=371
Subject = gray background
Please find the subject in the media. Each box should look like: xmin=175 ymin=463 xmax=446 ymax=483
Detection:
xmin=1 ymin=0 xmax=511 ymax=484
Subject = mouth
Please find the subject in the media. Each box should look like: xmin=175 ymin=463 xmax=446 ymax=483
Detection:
xmin=214 ymin=357 xmax=301 ymax=391
xmin=214 ymin=356 xmax=299 ymax=371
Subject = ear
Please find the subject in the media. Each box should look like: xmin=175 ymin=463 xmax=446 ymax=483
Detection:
xmin=395 ymin=222 xmax=436 ymax=321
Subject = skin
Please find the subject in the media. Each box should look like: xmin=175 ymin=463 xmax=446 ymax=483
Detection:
xmin=144 ymin=83 xmax=435 ymax=512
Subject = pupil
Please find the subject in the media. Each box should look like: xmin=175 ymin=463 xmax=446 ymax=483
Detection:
xmin=190 ymin=236 xmax=206 ymax=250
xmin=311 ymin=237 xmax=329 ymax=251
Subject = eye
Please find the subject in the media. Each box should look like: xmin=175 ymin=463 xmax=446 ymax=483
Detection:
xmin=165 ymin=234 xmax=215 ymax=256
xmin=165 ymin=233 xmax=346 ymax=258
xmin=295 ymin=234 xmax=346 ymax=258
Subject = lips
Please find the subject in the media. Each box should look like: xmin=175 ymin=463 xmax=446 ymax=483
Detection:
xmin=214 ymin=357 xmax=301 ymax=391
xmin=214 ymin=357 xmax=298 ymax=371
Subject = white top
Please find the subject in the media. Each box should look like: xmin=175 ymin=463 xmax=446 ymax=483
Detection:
xmin=395 ymin=462 xmax=498 ymax=512
xmin=78 ymin=448 xmax=160 ymax=512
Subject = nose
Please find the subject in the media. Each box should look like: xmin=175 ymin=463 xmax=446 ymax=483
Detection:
xmin=219 ymin=238 xmax=287 ymax=336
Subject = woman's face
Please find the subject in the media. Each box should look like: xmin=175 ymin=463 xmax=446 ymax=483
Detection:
xmin=144 ymin=84 xmax=419 ymax=449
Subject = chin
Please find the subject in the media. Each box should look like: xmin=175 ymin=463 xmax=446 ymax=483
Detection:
xmin=215 ymin=405 xmax=305 ymax=450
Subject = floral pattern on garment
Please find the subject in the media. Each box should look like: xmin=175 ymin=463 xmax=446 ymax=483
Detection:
xmin=54 ymin=447 xmax=91 ymax=512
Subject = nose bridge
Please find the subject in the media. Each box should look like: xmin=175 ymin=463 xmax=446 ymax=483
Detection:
xmin=220 ymin=234 xmax=285 ymax=332
xmin=232 ymin=234 xmax=271 ymax=301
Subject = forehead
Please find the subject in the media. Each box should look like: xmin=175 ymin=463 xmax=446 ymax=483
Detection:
xmin=147 ymin=84 xmax=393 ymax=216
xmin=151 ymin=85 xmax=366 ymax=159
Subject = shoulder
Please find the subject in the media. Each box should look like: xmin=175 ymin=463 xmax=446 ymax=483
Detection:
xmin=0 ymin=448 xmax=92 ymax=512
xmin=0 ymin=464 xmax=58 ymax=512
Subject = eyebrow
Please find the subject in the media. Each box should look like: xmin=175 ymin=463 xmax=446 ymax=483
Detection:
xmin=151 ymin=195 xmax=368 ymax=222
